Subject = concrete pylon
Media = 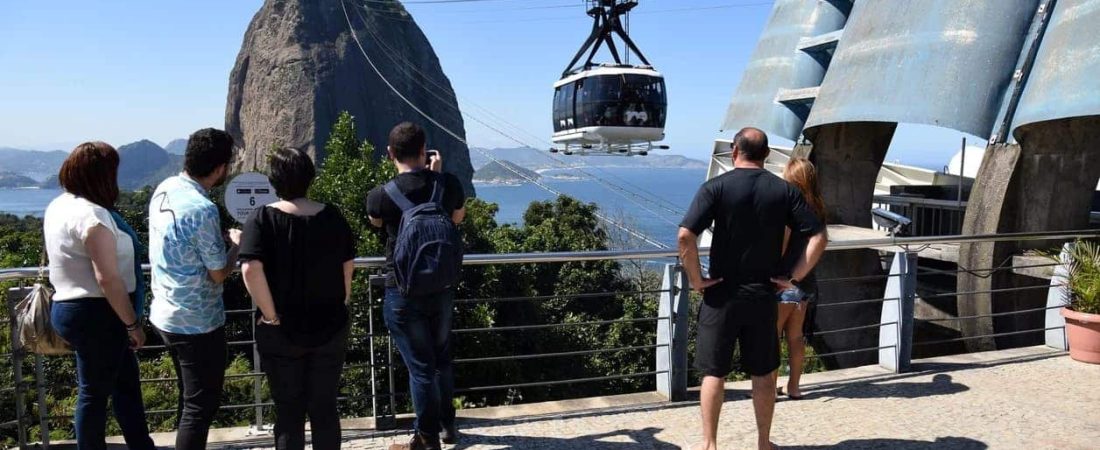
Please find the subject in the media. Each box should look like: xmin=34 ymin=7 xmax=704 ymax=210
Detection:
xmin=958 ymin=115 xmax=1100 ymax=351
xmin=801 ymin=122 xmax=897 ymax=367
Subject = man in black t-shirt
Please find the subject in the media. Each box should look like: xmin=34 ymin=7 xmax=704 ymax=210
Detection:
xmin=366 ymin=122 xmax=466 ymax=450
xmin=678 ymin=127 xmax=827 ymax=450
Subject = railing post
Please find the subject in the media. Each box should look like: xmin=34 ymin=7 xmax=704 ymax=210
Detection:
xmin=879 ymin=250 xmax=915 ymax=372
xmin=656 ymin=264 xmax=688 ymax=401
xmin=250 ymin=315 xmax=264 ymax=433
xmin=1045 ymin=243 xmax=1071 ymax=350
xmin=35 ymin=353 xmax=49 ymax=448
xmin=7 ymin=287 xmax=29 ymax=449
xmin=369 ymin=275 xmax=395 ymax=430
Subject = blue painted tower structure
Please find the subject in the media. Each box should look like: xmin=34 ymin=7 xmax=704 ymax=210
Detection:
xmin=717 ymin=0 xmax=1100 ymax=362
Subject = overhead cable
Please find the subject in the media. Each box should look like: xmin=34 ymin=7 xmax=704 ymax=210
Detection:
xmin=341 ymin=0 xmax=670 ymax=248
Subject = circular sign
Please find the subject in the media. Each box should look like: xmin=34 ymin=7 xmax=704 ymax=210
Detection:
xmin=224 ymin=172 xmax=279 ymax=224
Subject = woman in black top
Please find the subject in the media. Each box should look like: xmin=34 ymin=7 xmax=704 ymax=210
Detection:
xmin=239 ymin=148 xmax=356 ymax=450
xmin=777 ymin=157 xmax=827 ymax=400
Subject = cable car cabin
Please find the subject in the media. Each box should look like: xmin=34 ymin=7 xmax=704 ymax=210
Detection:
xmin=552 ymin=65 xmax=667 ymax=155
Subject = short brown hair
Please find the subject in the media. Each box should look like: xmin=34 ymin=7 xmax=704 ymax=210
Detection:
xmin=388 ymin=122 xmax=426 ymax=162
xmin=59 ymin=142 xmax=120 ymax=209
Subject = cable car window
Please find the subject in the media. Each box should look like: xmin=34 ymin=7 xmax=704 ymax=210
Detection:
xmin=552 ymin=83 xmax=577 ymax=132
xmin=567 ymin=73 xmax=666 ymax=130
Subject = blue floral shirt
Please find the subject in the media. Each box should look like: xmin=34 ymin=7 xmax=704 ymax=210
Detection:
xmin=148 ymin=175 xmax=227 ymax=334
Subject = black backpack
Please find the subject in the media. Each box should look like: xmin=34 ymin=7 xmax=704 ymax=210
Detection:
xmin=384 ymin=175 xmax=464 ymax=297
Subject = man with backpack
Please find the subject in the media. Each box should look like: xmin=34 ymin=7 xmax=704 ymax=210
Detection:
xmin=367 ymin=122 xmax=466 ymax=450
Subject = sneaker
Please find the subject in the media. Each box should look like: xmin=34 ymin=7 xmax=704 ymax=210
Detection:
xmin=389 ymin=431 xmax=441 ymax=450
xmin=440 ymin=423 xmax=459 ymax=445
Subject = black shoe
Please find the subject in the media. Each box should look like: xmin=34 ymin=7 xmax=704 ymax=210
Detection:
xmin=441 ymin=423 xmax=459 ymax=445
xmin=389 ymin=431 xmax=441 ymax=450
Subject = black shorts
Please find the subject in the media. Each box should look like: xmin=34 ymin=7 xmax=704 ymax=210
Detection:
xmin=694 ymin=287 xmax=780 ymax=378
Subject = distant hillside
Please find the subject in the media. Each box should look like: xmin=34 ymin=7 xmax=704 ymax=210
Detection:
xmin=0 ymin=148 xmax=68 ymax=181
xmin=164 ymin=139 xmax=188 ymax=155
xmin=473 ymin=160 xmax=541 ymax=184
xmin=469 ymin=147 xmax=707 ymax=171
xmin=0 ymin=172 xmax=39 ymax=189
xmin=116 ymin=140 xmax=182 ymax=190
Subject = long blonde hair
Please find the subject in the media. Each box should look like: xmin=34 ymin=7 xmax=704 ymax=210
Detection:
xmin=784 ymin=157 xmax=826 ymax=221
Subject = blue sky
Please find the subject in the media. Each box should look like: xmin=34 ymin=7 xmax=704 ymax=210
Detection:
xmin=0 ymin=0 xmax=973 ymax=168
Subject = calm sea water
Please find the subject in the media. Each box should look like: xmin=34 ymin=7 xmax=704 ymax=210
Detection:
xmin=0 ymin=188 xmax=62 ymax=218
xmin=477 ymin=167 xmax=706 ymax=247
xmin=0 ymin=168 xmax=707 ymax=247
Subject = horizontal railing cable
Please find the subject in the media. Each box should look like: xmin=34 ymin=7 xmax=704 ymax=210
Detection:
xmin=455 ymin=344 xmax=664 ymax=364
xmin=914 ymin=327 xmax=1065 ymax=348
xmin=452 ymin=316 xmax=662 ymax=334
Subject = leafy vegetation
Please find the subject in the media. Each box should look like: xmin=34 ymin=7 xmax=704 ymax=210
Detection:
xmin=1049 ymin=240 xmax=1100 ymax=315
xmin=0 ymin=111 xmax=666 ymax=445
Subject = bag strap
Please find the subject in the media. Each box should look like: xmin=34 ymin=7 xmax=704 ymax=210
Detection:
xmin=429 ymin=173 xmax=445 ymax=206
xmin=384 ymin=181 xmax=416 ymax=212
xmin=37 ymin=242 xmax=47 ymax=282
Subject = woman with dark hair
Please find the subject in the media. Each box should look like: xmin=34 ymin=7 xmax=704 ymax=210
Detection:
xmin=43 ymin=142 xmax=155 ymax=449
xmin=239 ymin=147 xmax=356 ymax=450
xmin=777 ymin=157 xmax=827 ymax=400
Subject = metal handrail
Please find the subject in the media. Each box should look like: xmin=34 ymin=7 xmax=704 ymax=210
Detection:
xmin=2 ymin=229 xmax=1098 ymax=281
xmin=873 ymin=194 xmax=968 ymax=209
xmin=0 ymin=228 xmax=1091 ymax=447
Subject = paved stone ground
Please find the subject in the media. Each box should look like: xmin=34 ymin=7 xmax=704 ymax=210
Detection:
xmin=229 ymin=347 xmax=1099 ymax=449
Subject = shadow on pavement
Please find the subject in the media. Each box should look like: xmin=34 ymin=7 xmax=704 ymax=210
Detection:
xmin=452 ymin=427 xmax=679 ymax=449
xmin=783 ymin=436 xmax=987 ymax=449
xmin=806 ymin=373 xmax=968 ymax=400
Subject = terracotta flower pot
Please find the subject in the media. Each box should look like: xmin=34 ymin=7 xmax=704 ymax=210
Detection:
xmin=1062 ymin=307 xmax=1100 ymax=364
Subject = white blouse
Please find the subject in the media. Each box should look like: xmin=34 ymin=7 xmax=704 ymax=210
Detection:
xmin=43 ymin=193 xmax=137 ymax=301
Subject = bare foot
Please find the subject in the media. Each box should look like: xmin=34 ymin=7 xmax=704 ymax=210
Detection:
xmin=693 ymin=442 xmax=718 ymax=450
xmin=786 ymin=383 xmax=802 ymax=398
xmin=758 ymin=442 xmax=778 ymax=450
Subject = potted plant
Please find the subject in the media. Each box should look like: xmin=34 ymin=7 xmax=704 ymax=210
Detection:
xmin=1050 ymin=240 xmax=1100 ymax=364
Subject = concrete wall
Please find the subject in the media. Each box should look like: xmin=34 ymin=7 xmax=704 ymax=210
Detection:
xmin=958 ymin=116 xmax=1100 ymax=350
xmin=799 ymin=122 xmax=897 ymax=367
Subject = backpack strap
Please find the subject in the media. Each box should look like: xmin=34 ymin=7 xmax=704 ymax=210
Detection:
xmin=429 ymin=173 xmax=445 ymax=206
xmin=384 ymin=181 xmax=416 ymax=212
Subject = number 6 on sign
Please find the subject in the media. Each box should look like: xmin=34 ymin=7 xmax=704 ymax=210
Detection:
xmin=224 ymin=172 xmax=279 ymax=224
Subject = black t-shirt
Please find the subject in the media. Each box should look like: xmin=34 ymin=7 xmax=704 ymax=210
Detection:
xmin=238 ymin=204 xmax=356 ymax=347
xmin=680 ymin=168 xmax=824 ymax=301
xmin=365 ymin=170 xmax=466 ymax=285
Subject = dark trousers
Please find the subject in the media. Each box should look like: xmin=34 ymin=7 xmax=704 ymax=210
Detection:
xmin=383 ymin=288 xmax=456 ymax=436
xmin=50 ymin=299 xmax=155 ymax=450
xmin=156 ymin=326 xmax=227 ymax=450
xmin=256 ymin=324 xmax=349 ymax=450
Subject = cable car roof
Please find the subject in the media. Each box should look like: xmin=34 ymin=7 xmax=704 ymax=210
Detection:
xmin=554 ymin=65 xmax=664 ymax=88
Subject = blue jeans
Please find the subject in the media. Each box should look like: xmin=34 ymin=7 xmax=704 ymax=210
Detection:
xmin=383 ymin=288 xmax=456 ymax=436
xmin=50 ymin=299 xmax=155 ymax=450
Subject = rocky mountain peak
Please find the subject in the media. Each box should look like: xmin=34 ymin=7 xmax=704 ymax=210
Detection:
xmin=225 ymin=0 xmax=475 ymax=195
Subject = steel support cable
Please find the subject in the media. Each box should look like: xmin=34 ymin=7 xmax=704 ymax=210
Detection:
xmin=356 ymin=5 xmax=683 ymax=222
xmin=458 ymin=2 xmax=775 ymax=25
xmin=341 ymin=0 xmax=669 ymax=248
xmin=350 ymin=1 xmax=688 ymax=218
xmin=361 ymin=0 xmax=561 ymax=4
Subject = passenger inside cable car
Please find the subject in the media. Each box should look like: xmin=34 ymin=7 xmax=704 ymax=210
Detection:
xmin=554 ymin=72 xmax=666 ymax=132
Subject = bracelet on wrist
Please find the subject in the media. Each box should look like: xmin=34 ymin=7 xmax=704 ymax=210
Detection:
xmin=259 ymin=315 xmax=280 ymax=325
xmin=125 ymin=320 xmax=142 ymax=332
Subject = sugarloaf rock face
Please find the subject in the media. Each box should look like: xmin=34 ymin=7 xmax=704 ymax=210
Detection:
xmin=225 ymin=0 xmax=475 ymax=194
